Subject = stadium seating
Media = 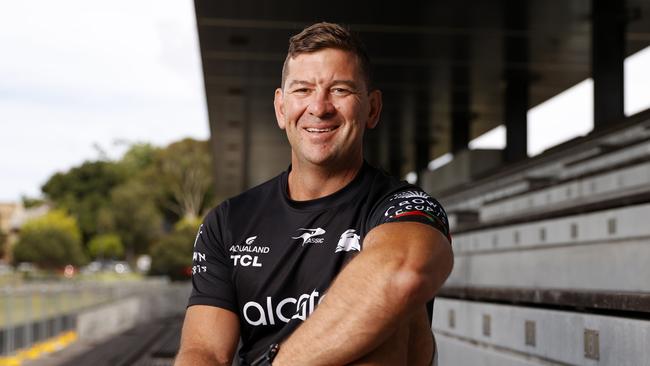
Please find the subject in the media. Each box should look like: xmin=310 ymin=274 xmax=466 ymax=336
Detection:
xmin=428 ymin=113 xmax=650 ymax=365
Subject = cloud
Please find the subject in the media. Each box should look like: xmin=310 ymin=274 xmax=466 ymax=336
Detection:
xmin=0 ymin=0 xmax=209 ymax=201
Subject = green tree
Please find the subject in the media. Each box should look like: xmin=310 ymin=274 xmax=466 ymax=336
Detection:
xmin=153 ymin=139 xmax=215 ymax=221
xmin=149 ymin=217 xmax=201 ymax=281
xmin=0 ymin=228 xmax=7 ymax=258
xmin=41 ymin=161 xmax=123 ymax=241
xmin=88 ymin=234 xmax=124 ymax=259
xmin=104 ymin=180 xmax=163 ymax=261
xmin=12 ymin=210 xmax=87 ymax=268
xmin=21 ymin=195 xmax=45 ymax=209
xmin=115 ymin=143 xmax=158 ymax=177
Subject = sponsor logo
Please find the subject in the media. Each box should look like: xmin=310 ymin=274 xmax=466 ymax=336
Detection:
xmin=335 ymin=229 xmax=361 ymax=253
xmin=384 ymin=195 xmax=446 ymax=224
xmin=192 ymin=225 xmax=208 ymax=275
xmin=292 ymin=228 xmax=326 ymax=246
xmin=230 ymin=235 xmax=269 ymax=267
xmin=243 ymin=290 xmax=324 ymax=326
xmin=193 ymin=224 xmax=204 ymax=248
xmin=390 ymin=190 xmax=431 ymax=201
xmin=231 ymin=254 xmax=262 ymax=267
xmin=192 ymin=265 xmax=207 ymax=275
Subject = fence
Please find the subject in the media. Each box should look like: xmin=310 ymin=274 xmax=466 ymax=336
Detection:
xmin=0 ymin=278 xmax=178 ymax=357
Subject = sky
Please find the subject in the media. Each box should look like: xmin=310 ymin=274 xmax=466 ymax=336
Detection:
xmin=0 ymin=0 xmax=209 ymax=202
xmin=1 ymin=2 xmax=649 ymax=201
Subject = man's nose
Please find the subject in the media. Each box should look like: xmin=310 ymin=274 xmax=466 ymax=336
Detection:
xmin=307 ymin=90 xmax=336 ymax=118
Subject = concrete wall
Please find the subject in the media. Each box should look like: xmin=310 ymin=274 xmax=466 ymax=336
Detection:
xmin=247 ymin=97 xmax=290 ymax=187
xmin=421 ymin=149 xmax=503 ymax=196
xmin=480 ymin=160 xmax=650 ymax=222
xmin=449 ymin=203 xmax=650 ymax=291
xmin=76 ymin=283 xmax=190 ymax=342
xmin=436 ymin=333 xmax=550 ymax=366
xmin=433 ymin=298 xmax=650 ymax=366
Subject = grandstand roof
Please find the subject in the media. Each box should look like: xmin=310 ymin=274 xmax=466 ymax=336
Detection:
xmin=193 ymin=0 xmax=650 ymax=196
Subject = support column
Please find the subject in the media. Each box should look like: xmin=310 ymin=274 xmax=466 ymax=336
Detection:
xmin=503 ymin=0 xmax=529 ymax=163
xmin=450 ymin=38 xmax=471 ymax=154
xmin=592 ymin=0 xmax=625 ymax=129
xmin=414 ymin=89 xmax=432 ymax=174
xmin=388 ymin=105 xmax=403 ymax=178
xmin=363 ymin=128 xmax=381 ymax=169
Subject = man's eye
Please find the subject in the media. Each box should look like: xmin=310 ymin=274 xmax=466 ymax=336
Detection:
xmin=292 ymin=88 xmax=310 ymax=94
xmin=331 ymin=88 xmax=351 ymax=95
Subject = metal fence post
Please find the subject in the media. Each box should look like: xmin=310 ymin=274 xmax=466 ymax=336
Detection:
xmin=3 ymin=287 xmax=14 ymax=355
xmin=54 ymin=287 xmax=62 ymax=336
xmin=26 ymin=288 xmax=33 ymax=349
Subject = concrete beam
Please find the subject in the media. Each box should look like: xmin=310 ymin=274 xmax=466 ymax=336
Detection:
xmin=503 ymin=0 xmax=529 ymax=163
xmin=592 ymin=0 xmax=626 ymax=129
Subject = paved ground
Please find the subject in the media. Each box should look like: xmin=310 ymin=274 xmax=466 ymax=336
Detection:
xmin=22 ymin=316 xmax=183 ymax=366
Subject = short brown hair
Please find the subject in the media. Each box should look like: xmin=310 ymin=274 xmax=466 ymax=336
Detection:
xmin=281 ymin=22 xmax=373 ymax=90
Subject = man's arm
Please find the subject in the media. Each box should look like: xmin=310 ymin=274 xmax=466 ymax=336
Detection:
xmin=174 ymin=305 xmax=240 ymax=366
xmin=273 ymin=221 xmax=453 ymax=365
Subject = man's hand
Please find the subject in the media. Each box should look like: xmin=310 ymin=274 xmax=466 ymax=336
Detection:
xmin=174 ymin=305 xmax=240 ymax=366
xmin=273 ymin=221 xmax=453 ymax=365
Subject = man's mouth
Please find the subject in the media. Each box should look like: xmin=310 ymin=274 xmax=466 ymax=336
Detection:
xmin=305 ymin=126 xmax=339 ymax=133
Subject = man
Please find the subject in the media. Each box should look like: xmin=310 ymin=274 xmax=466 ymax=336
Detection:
xmin=175 ymin=22 xmax=453 ymax=366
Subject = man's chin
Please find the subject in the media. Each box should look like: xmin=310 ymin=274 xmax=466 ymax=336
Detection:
xmin=298 ymin=152 xmax=362 ymax=170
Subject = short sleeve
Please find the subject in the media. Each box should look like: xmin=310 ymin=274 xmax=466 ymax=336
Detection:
xmin=368 ymin=188 xmax=451 ymax=244
xmin=187 ymin=205 xmax=238 ymax=313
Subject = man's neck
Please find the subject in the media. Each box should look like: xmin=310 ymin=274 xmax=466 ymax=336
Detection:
xmin=287 ymin=157 xmax=363 ymax=201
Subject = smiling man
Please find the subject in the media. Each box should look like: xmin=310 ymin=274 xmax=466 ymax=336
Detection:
xmin=175 ymin=22 xmax=453 ymax=366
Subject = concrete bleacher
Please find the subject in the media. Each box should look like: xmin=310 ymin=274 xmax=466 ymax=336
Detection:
xmin=434 ymin=299 xmax=650 ymax=366
xmin=438 ymin=112 xmax=650 ymax=221
xmin=425 ymin=112 xmax=650 ymax=365
xmin=56 ymin=315 xmax=182 ymax=366
xmin=449 ymin=203 xmax=650 ymax=292
xmin=12 ymin=282 xmax=190 ymax=366
xmin=479 ymin=159 xmax=650 ymax=224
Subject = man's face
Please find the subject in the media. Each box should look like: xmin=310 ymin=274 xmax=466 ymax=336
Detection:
xmin=274 ymin=48 xmax=382 ymax=168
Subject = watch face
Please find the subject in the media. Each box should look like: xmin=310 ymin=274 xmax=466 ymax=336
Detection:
xmin=268 ymin=343 xmax=280 ymax=361
xmin=251 ymin=344 xmax=280 ymax=366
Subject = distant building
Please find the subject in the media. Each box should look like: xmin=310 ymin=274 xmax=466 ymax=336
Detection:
xmin=0 ymin=202 xmax=50 ymax=263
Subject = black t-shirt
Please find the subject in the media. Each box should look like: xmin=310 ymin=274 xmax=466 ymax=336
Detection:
xmin=188 ymin=162 xmax=451 ymax=364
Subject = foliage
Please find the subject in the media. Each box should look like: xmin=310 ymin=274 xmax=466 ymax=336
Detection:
xmin=37 ymin=139 xmax=215 ymax=265
xmin=103 ymin=179 xmax=163 ymax=260
xmin=173 ymin=216 xmax=203 ymax=235
xmin=21 ymin=195 xmax=45 ymax=209
xmin=149 ymin=217 xmax=201 ymax=281
xmin=12 ymin=210 xmax=87 ymax=268
xmin=41 ymin=161 xmax=123 ymax=241
xmin=88 ymin=233 xmax=124 ymax=259
xmin=153 ymin=138 xmax=215 ymax=221
xmin=0 ymin=228 xmax=6 ymax=258
xmin=116 ymin=143 xmax=158 ymax=177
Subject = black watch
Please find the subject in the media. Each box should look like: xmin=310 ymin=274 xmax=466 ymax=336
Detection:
xmin=251 ymin=343 xmax=280 ymax=366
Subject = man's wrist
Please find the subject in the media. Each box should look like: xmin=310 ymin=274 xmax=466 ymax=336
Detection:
xmin=250 ymin=343 xmax=280 ymax=366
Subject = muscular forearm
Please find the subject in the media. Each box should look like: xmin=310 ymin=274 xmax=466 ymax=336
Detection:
xmin=175 ymin=306 xmax=240 ymax=366
xmin=174 ymin=348 xmax=231 ymax=366
xmin=273 ymin=223 xmax=452 ymax=366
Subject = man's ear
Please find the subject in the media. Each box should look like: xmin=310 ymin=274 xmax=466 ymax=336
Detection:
xmin=274 ymin=88 xmax=286 ymax=130
xmin=366 ymin=89 xmax=382 ymax=129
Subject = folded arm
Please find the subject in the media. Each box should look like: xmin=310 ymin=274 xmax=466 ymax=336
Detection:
xmin=273 ymin=221 xmax=453 ymax=365
xmin=174 ymin=305 xmax=240 ymax=366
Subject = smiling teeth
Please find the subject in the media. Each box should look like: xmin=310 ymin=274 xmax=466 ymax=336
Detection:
xmin=306 ymin=128 xmax=334 ymax=133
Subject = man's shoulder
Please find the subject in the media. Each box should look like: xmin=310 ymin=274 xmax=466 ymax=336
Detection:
xmin=233 ymin=172 xmax=284 ymax=203
xmin=208 ymin=171 xmax=285 ymax=218
xmin=364 ymin=164 xmax=417 ymax=200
